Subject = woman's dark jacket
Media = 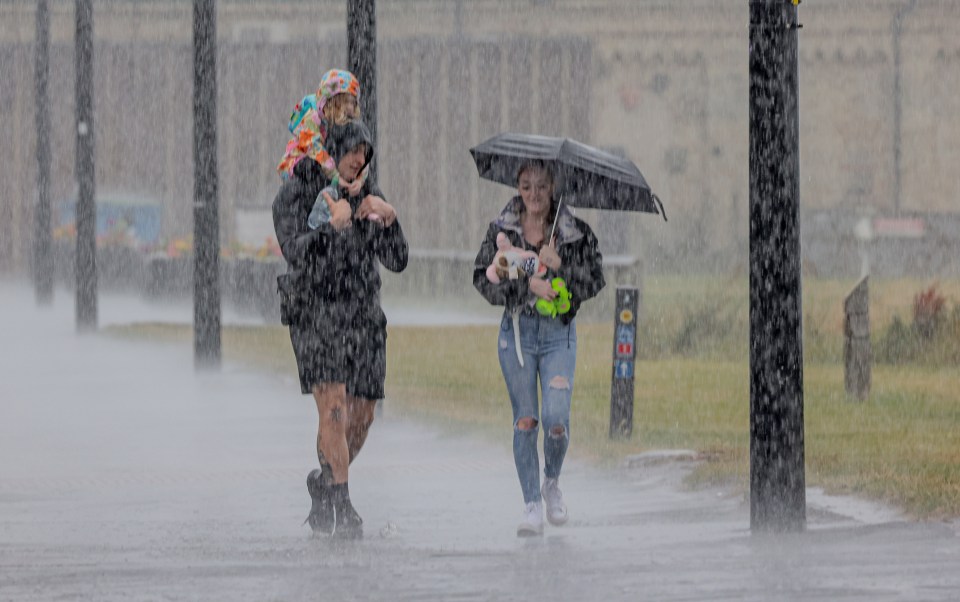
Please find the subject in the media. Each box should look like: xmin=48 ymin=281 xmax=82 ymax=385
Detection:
xmin=473 ymin=196 xmax=604 ymax=323
xmin=272 ymin=125 xmax=408 ymax=331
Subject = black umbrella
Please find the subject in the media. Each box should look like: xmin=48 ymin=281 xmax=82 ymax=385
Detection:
xmin=469 ymin=132 xmax=666 ymax=220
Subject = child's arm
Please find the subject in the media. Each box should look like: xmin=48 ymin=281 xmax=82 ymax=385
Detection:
xmin=342 ymin=177 xmax=364 ymax=198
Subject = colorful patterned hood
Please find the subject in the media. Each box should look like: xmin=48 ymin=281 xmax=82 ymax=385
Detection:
xmin=276 ymin=69 xmax=363 ymax=184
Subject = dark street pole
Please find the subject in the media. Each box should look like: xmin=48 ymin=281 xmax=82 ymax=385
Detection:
xmin=347 ymin=0 xmax=377 ymax=183
xmin=34 ymin=0 xmax=53 ymax=305
xmin=75 ymin=0 xmax=97 ymax=332
xmin=748 ymin=0 xmax=805 ymax=533
xmin=193 ymin=0 xmax=221 ymax=369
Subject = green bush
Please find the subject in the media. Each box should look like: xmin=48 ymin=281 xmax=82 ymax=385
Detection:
xmin=673 ymin=300 xmax=741 ymax=357
xmin=877 ymin=314 xmax=923 ymax=364
xmin=877 ymin=285 xmax=960 ymax=366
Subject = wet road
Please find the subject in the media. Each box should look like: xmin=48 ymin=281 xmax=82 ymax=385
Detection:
xmin=1 ymin=282 xmax=959 ymax=601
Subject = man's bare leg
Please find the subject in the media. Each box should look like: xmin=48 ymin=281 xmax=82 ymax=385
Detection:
xmin=346 ymin=395 xmax=376 ymax=463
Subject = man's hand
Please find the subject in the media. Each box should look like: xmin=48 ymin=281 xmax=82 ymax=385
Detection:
xmin=357 ymin=195 xmax=397 ymax=227
xmin=326 ymin=191 xmax=353 ymax=231
xmin=538 ymin=239 xmax=561 ymax=270
xmin=528 ymin=277 xmax=558 ymax=300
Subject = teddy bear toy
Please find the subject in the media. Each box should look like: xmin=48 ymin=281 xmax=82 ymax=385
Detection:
xmin=485 ymin=232 xmax=547 ymax=283
xmin=535 ymin=278 xmax=572 ymax=318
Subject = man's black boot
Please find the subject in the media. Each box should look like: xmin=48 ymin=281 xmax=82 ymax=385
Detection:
xmin=304 ymin=466 xmax=335 ymax=535
xmin=330 ymin=482 xmax=363 ymax=539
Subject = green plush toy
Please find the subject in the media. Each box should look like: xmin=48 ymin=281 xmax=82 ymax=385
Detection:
xmin=535 ymin=278 xmax=572 ymax=318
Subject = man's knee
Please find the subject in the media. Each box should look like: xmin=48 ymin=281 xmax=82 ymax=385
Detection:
xmin=315 ymin=384 xmax=346 ymax=412
xmin=548 ymin=424 xmax=566 ymax=438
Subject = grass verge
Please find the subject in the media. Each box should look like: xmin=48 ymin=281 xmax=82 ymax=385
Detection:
xmin=104 ymin=314 xmax=960 ymax=520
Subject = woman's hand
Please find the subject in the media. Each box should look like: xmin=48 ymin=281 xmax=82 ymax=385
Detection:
xmin=357 ymin=195 xmax=397 ymax=227
xmin=325 ymin=191 xmax=353 ymax=231
xmin=340 ymin=177 xmax=364 ymax=198
xmin=538 ymin=240 xmax=561 ymax=270
xmin=528 ymin=277 xmax=558 ymax=300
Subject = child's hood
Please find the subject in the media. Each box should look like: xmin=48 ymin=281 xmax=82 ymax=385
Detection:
xmin=316 ymin=69 xmax=361 ymax=118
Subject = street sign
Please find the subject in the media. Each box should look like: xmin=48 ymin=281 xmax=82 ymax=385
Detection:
xmin=610 ymin=286 xmax=640 ymax=438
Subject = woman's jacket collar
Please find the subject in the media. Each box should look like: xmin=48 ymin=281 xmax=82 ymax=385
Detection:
xmin=492 ymin=196 xmax=583 ymax=246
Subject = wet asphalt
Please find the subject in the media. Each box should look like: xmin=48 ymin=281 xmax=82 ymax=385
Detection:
xmin=1 ymin=282 xmax=959 ymax=601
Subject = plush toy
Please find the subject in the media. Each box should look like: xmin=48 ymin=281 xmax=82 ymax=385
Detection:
xmin=485 ymin=232 xmax=547 ymax=284
xmin=486 ymin=233 xmax=570 ymax=321
xmin=535 ymin=278 xmax=572 ymax=318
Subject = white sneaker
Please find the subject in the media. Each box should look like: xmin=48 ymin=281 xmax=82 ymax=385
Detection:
xmin=516 ymin=501 xmax=544 ymax=537
xmin=541 ymin=478 xmax=568 ymax=526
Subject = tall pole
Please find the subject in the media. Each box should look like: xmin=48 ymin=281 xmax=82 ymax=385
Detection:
xmin=75 ymin=0 xmax=97 ymax=332
xmin=748 ymin=0 xmax=805 ymax=533
xmin=347 ymin=0 xmax=377 ymax=183
xmin=34 ymin=0 xmax=53 ymax=305
xmin=193 ymin=0 xmax=221 ymax=369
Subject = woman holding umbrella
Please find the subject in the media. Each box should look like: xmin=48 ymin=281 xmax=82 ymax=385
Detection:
xmin=473 ymin=159 xmax=605 ymax=536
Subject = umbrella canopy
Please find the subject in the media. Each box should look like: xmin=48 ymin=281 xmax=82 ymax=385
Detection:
xmin=469 ymin=132 xmax=666 ymax=219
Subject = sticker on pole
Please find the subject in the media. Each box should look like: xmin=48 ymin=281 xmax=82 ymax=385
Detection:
xmin=616 ymin=325 xmax=634 ymax=345
xmin=616 ymin=342 xmax=633 ymax=357
xmin=619 ymin=309 xmax=634 ymax=324
xmin=614 ymin=360 xmax=633 ymax=379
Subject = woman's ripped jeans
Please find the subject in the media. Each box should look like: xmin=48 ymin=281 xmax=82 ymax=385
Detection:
xmin=498 ymin=311 xmax=577 ymax=504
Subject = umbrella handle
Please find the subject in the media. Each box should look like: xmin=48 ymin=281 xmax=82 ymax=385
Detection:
xmin=549 ymin=195 xmax=563 ymax=244
xmin=653 ymin=194 xmax=668 ymax=222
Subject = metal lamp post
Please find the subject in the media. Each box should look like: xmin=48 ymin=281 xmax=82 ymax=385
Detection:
xmin=34 ymin=0 xmax=53 ymax=305
xmin=347 ymin=0 xmax=377 ymax=182
xmin=193 ymin=0 xmax=221 ymax=369
xmin=75 ymin=0 xmax=97 ymax=332
xmin=748 ymin=0 xmax=806 ymax=533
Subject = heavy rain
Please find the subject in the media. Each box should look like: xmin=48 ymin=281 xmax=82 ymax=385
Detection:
xmin=1 ymin=1 xmax=959 ymax=600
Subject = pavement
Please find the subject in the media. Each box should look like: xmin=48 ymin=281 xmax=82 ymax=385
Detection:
xmin=1 ymin=281 xmax=959 ymax=601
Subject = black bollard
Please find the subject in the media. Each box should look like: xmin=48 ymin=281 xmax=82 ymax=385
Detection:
xmin=748 ymin=0 xmax=806 ymax=533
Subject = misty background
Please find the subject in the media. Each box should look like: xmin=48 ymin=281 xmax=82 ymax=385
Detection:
xmin=1 ymin=0 xmax=958 ymax=306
